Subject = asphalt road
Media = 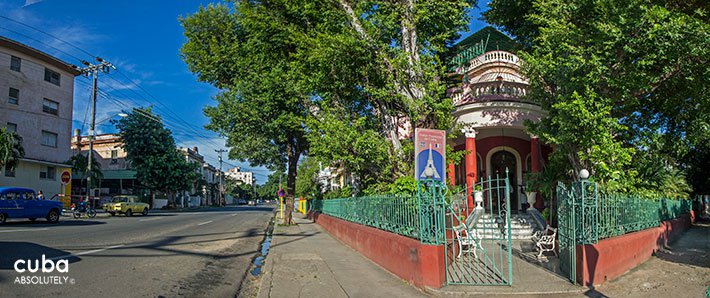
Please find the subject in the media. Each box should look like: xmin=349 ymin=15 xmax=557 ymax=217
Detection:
xmin=0 ymin=205 xmax=275 ymax=298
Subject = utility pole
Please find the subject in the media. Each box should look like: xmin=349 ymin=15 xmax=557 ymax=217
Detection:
xmin=215 ymin=149 xmax=227 ymax=206
xmin=77 ymin=57 xmax=115 ymax=209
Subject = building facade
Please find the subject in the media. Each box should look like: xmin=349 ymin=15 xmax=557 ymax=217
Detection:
xmin=447 ymin=27 xmax=551 ymax=211
xmin=225 ymin=166 xmax=254 ymax=185
xmin=0 ymin=36 xmax=80 ymax=199
xmin=316 ymin=165 xmax=358 ymax=193
xmin=71 ymin=132 xmax=138 ymax=197
xmin=178 ymin=146 xmax=220 ymax=205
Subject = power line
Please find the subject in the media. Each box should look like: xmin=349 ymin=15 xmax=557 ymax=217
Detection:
xmin=0 ymin=16 xmax=272 ymax=178
xmin=1 ymin=16 xmax=229 ymax=152
xmin=0 ymin=15 xmax=96 ymax=57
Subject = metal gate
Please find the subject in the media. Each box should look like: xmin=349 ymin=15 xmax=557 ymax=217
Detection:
xmin=443 ymin=172 xmax=513 ymax=285
xmin=557 ymin=180 xmax=599 ymax=284
xmin=556 ymin=182 xmax=576 ymax=284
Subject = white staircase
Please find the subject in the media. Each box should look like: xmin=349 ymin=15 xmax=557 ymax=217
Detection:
xmin=469 ymin=213 xmax=539 ymax=240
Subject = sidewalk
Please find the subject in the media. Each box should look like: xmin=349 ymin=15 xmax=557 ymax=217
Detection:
xmin=593 ymin=221 xmax=710 ymax=297
xmin=256 ymin=215 xmax=429 ymax=298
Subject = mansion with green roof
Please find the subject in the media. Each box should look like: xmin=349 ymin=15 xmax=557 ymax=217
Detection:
xmin=446 ymin=26 xmax=550 ymax=211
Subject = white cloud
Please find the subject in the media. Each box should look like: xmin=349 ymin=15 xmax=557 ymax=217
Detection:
xmin=23 ymin=0 xmax=43 ymax=7
xmin=0 ymin=1 xmax=106 ymax=66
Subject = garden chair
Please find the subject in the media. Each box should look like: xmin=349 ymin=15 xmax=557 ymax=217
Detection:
xmin=533 ymin=225 xmax=557 ymax=259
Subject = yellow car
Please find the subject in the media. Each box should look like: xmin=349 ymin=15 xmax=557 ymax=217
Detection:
xmin=103 ymin=195 xmax=150 ymax=217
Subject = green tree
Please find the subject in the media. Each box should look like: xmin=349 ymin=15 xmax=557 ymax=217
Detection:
xmin=256 ymin=172 xmax=284 ymax=200
xmin=67 ymin=153 xmax=103 ymax=190
xmin=114 ymin=107 xmax=199 ymax=206
xmin=485 ymin=0 xmax=709 ymax=193
xmin=181 ymin=0 xmax=477 ymax=209
xmin=182 ymin=3 xmax=311 ymax=224
xmin=0 ymin=127 xmax=24 ymax=172
xmin=295 ymin=156 xmax=322 ymax=198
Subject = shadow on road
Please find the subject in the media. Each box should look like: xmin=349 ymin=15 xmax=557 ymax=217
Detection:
xmin=654 ymin=222 xmax=710 ymax=269
xmin=76 ymin=229 xmax=316 ymax=260
xmin=150 ymin=206 xmax=275 ymax=214
xmin=0 ymin=242 xmax=81 ymax=270
xmin=1 ymin=220 xmax=106 ymax=227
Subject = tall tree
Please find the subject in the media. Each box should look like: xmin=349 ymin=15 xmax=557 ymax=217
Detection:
xmin=485 ymin=0 xmax=709 ymax=193
xmin=181 ymin=1 xmax=476 ymax=210
xmin=114 ymin=107 xmax=198 ymax=206
xmin=181 ymin=3 xmax=310 ymax=224
xmin=0 ymin=127 xmax=24 ymax=172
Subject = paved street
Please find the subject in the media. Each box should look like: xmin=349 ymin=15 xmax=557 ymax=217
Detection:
xmin=0 ymin=205 xmax=274 ymax=298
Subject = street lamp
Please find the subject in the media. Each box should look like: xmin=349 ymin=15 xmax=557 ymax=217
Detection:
xmin=579 ymin=169 xmax=590 ymax=180
xmin=86 ymin=112 xmax=128 ymax=208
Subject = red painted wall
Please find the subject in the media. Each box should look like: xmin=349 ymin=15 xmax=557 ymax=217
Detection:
xmin=576 ymin=212 xmax=694 ymax=286
xmin=309 ymin=212 xmax=446 ymax=289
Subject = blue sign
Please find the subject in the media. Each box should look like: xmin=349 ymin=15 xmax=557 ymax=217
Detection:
xmin=277 ymin=189 xmax=285 ymax=198
xmin=415 ymin=128 xmax=446 ymax=182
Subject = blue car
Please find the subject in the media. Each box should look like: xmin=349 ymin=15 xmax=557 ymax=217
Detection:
xmin=0 ymin=187 xmax=63 ymax=224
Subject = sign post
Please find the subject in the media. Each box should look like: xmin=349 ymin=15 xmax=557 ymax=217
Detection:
xmin=277 ymin=189 xmax=285 ymax=220
xmin=415 ymin=128 xmax=446 ymax=183
xmin=60 ymin=170 xmax=71 ymax=185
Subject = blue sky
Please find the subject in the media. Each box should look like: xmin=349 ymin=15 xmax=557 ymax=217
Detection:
xmin=0 ymin=0 xmax=489 ymax=184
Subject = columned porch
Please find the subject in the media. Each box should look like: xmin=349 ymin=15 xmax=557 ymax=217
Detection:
xmin=448 ymin=127 xmax=551 ymax=212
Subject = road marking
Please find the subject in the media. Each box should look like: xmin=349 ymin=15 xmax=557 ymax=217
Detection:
xmin=50 ymin=245 xmax=125 ymax=261
xmin=197 ymin=220 xmax=213 ymax=226
xmin=230 ymin=213 xmax=239 ymax=217
xmin=139 ymin=217 xmax=162 ymax=222
xmin=0 ymin=228 xmax=49 ymax=233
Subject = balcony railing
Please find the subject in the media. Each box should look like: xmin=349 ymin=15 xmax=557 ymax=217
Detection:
xmin=451 ymin=81 xmax=529 ymax=105
xmin=455 ymin=50 xmax=520 ymax=74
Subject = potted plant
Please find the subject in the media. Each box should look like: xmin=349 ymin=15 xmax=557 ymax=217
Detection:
xmin=524 ymin=173 xmax=541 ymax=212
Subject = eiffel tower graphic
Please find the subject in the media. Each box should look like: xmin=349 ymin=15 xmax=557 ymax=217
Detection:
xmin=420 ymin=143 xmax=441 ymax=179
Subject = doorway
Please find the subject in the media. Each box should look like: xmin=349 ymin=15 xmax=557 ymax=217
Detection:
xmin=490 ymin=150 xmax=518 ymax=212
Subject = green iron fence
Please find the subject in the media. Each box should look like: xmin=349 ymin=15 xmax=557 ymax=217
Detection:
xmin=597 ymin=192 xmax=692 ymax=240
xmin=561 ymin=180 xmax=692 ymax=244
xmin=312 ymin=180 xmax=447 ymax=244
xmin=557 ymin=180 xmax=693 ymax=284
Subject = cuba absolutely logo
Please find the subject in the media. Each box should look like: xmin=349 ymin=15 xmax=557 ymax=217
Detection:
xmin=13 ymin=255 xmax=75 ymax=285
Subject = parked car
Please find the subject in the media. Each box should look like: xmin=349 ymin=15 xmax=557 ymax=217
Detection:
xmin=103 ymin=195 xmax=150 ymax=217
xmin=0 ymin=187 xmax=63 ymax=224
xmin=238 ymin=199 xmax=247 ymax=205
xmin=248 ymin=200 xmax=256 ymax=206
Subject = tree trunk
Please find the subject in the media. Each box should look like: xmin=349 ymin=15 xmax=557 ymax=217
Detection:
xmin=150 ymin=190 xmax=155 ymax=210
xmin=283 ymin=138 xmax=301 ymax=225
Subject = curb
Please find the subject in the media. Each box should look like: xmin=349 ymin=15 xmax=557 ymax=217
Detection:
xmin=424 ymin=288 xmax=588 ymax=296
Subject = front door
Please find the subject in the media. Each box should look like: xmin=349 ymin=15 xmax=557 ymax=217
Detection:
xmin=491 ymin=150 xmax=518 ymax=211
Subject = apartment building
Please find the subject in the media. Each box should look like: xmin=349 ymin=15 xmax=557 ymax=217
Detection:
xmin=0 ymin=36 xmax=80 ymax=198
xmin=225 ymin=166 xmax=254 ymax=185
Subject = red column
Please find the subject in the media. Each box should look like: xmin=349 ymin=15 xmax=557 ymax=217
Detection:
xmin=448 ymin=162 xmax=456 ymax=186
xmin=464 ymin=129 xmax=477 ymax=209
xmin=531 ymin=136 xmax=544 ymax=210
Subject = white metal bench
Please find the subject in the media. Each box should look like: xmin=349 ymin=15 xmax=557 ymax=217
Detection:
xmin=533 ymin=225 xmax=557 ymax=259
xmin=452 ymin=222 xmax=483 ymax=259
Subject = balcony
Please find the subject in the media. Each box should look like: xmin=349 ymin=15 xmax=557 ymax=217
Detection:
xmin=451 ymin=81 xmax=531 ymax=106
xmin=454 ymin=50 xmax=521 ymax=75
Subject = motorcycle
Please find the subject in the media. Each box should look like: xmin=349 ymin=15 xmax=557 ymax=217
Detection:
xmin=71 ymin=203 xmax=97 ymax=219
